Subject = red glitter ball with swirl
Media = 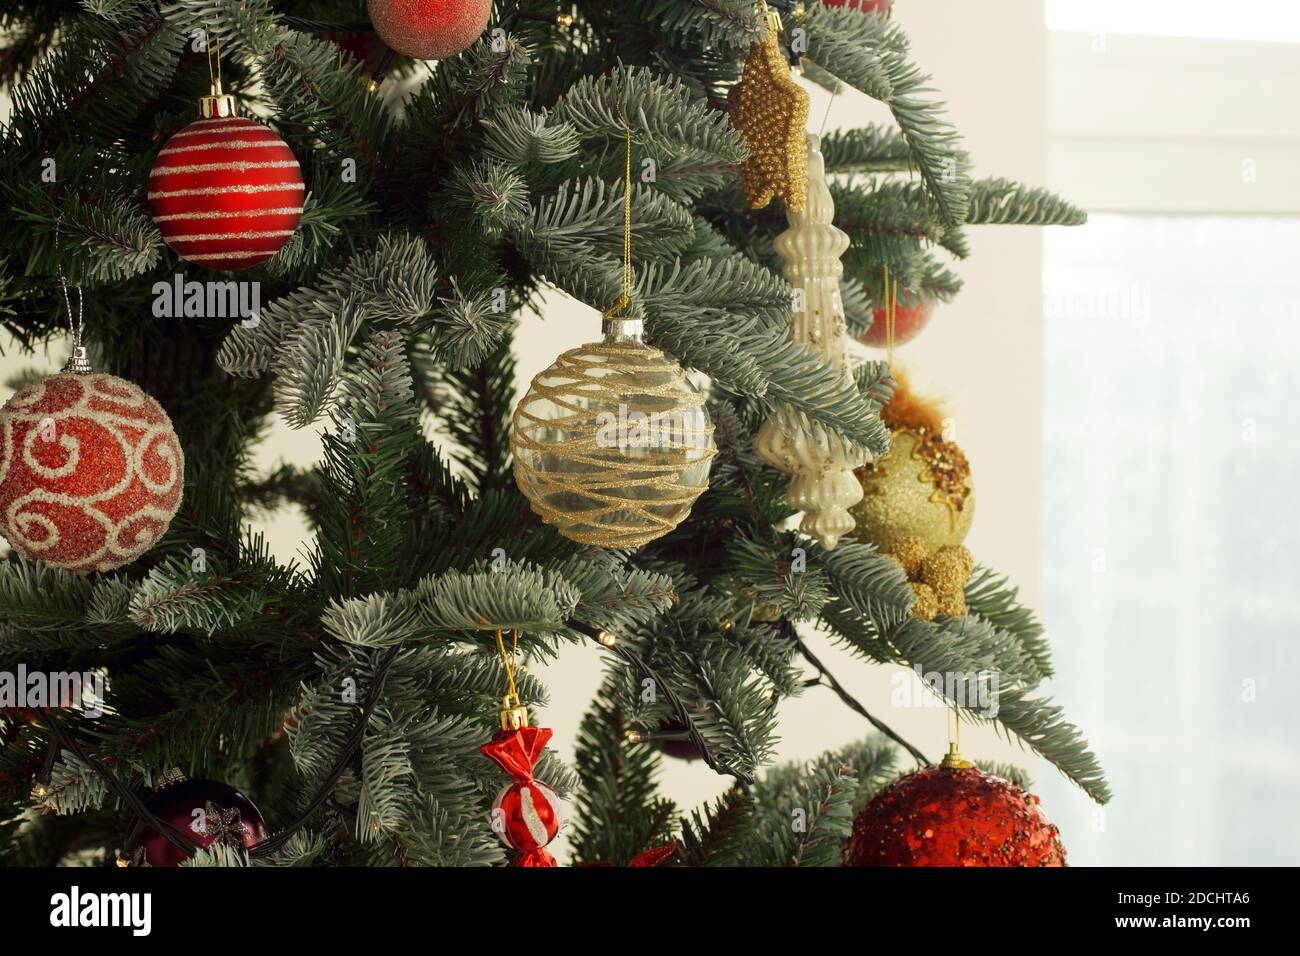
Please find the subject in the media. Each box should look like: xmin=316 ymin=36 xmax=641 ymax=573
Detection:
xmin=148 ymin=95 xmax=304 ymax=271
xmin=0 ymin=373 xmax=184 ymax=572
xmin=844 ymin=760 xmax=1068 ymax=867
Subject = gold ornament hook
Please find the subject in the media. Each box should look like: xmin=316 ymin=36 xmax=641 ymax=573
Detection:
xmin=199 ymin=26 xmax=237 ymax=118
xmin=602 ymin=103 xmax=641 ymax=342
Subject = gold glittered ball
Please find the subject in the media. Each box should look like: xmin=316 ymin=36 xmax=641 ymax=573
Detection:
xmin=850 ymin=428 xmax=975 ymax=554
xmin=910 ymin=581 xmax=939 ymax=621
xmin=510 ymin=340 xmax=717 ymax=548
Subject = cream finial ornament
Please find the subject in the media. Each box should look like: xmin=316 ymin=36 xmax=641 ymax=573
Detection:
xmin=754 ymin=134 xmax=866 ymax=549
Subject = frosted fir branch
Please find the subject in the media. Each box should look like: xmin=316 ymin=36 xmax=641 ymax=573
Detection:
xmin=552 ymin=64 xmax=748 ymax=165
xmin=249 ymin=831 xmax=327 ymax=867
xmin=819 ymin=540 xmax=915 ymax=632
xmin=182 ymin=843 xmax=249 ymax=867
xmin=641 ymin=0 xmax=766 ymax=52
xmin=406 ymin=564 xmax=582 ymax=634
xmin=481 ymin=104 xmax=582 ymax=164
xmin=355 ymin=720 xmax=415 ymax=843
xmin=447 ymin=160 xmax=532 ymax=238
xmin=527 ymin=178 xmax=696 ymax=262
xmin=432 ymin=277 xmax=516 ymax=368
xmin=965 ymin=177 xmax=1089 ymax=227
xmin=398 ymin=799 xmax=508 ymax=867
xmin=160 ymin=0 xmax=281 ymax=59
xmin=964 ymin=565 xmax=1054 ymax=679
xmin=272 ymin=295 xmax=367 ymax=429
xmin=801 ymin=4 xmax=971 ymax=227
xmin=218 ymin=234 xmax=440 ymax=378
xmin=889 ymin=615 xmax=1111 ymax=803
xmin=80 ymin=0 xmax=157 ymax=26
xmin=320 ymin=592 xmax=421 ymax=649
xmin=819 ymin=125 xmax=913 ymax=173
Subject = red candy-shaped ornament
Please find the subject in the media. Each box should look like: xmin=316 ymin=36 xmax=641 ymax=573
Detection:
xmin=481 ymin=724 xmax=563 ymax=867
xmin=148 ymin=82 xmax=304 ymax=271
xmin=844 ymin=750 xmax=1068 ymax=867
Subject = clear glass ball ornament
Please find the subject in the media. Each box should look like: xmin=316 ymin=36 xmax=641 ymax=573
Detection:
xmin=510 ymin=321 xmax=715 ymax=548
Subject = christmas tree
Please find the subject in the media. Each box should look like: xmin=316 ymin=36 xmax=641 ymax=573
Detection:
xmin=0 ymin=0 xmax=1108 ymax=868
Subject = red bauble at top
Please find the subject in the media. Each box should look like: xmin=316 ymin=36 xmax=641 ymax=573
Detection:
xmin=148 ymin=94 xmax=304 ymax=271
xmin=367 ymin=0 xmax=493 ymax=60
xmin=821 ymin=0 xmax=894 ymax=13
xmin=844 ymin=758 xmax=1067 ymax=867
xmin=859 ymin=295 xmax=934 ymax=348
xmin=124 ymin=779 xmax=266 ymax=867
xmin=0 ymin=373 xmax=184 ymax=572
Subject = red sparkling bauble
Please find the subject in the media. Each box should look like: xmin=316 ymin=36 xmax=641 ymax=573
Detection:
xmin=367 ymin=0 xmax=493 ymax=60
xmin=0 ymin=373 xmax=184 ymax=572
xmin=821 ymin=0 xmax=893 ymax=13
xmin=859 ymin=296 xmax=934 ymax=348
xmin=125 ymin=779 xmax=266 ymax=867
xmin=481 ymin=725 xmax=563 ymax=867
xmin=844 ymin=764 xmax=1067 ymax=867
xmin=148 ymin=111 xmax=304 ymax=271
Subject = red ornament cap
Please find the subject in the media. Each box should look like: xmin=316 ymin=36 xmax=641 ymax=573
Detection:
xmin=844 ymin=759 xmax=1068 ymax=867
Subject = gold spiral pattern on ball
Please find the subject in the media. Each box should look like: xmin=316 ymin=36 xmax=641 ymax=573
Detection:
xmin=510 ymin=342 xmax=716 ymax=548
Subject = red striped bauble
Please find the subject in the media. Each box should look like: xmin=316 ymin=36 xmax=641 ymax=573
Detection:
xmin=148 ymin=105 xmax=304 ymax=271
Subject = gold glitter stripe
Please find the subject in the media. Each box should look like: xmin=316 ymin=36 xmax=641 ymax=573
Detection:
xmin=150 ymin=159 xmax=300 ymax=176
xmin=158 ymin=137 xmax=289 ymax=157
xmin=182 ymin=250 xmax=277 ymax=262
xmin=167 ymin=229 xmax=296 ymax=242
xmin=152 ymin=207 xmax=303 ymax=222
xmin=510 ymin=343 xmax=715 ymax=548
xmin=147 ymin=183 xmax=305 ymax=199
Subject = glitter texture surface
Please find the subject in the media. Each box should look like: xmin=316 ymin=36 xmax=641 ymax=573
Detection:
xmin=0 ymin=373 xmax=184 ymax=572
xmin=850 ymin=428 xmax=974 ymax=554
xmin=844 ymin=764 xmax=1067 ymax=867
xmin=367 ymin=0 xmax=492 ymax=60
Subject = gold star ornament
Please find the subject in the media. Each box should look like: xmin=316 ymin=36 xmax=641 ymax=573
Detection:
xmin=730 ymin=6 xmax=810 ymax=212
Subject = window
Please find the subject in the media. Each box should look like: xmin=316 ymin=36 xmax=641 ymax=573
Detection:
xmin=1040 ymin=214 xmax=1300 ymax=864
xmin=1041 ymin=9 xmax=1300 ymax=865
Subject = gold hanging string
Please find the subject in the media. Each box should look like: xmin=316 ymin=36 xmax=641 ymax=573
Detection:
xmin=602 ymin=105 xmax=635 ymax=323
xmin=495 ymin=628 xmax=520 ymax=705
xmin=882 ymin=264 xmax=897 ymax=368
xmin=204 ymin=26 xmax=223 ymax=91
xmin=52 ymin=218 xmax=83 ymax=349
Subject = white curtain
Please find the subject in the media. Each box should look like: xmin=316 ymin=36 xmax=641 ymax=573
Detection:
xmin=1040 ymin=213 xmax=1300 ymax=864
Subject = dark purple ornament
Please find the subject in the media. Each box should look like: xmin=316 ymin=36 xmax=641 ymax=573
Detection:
xmin=124 ymin=779 xmax=265 ymax=867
